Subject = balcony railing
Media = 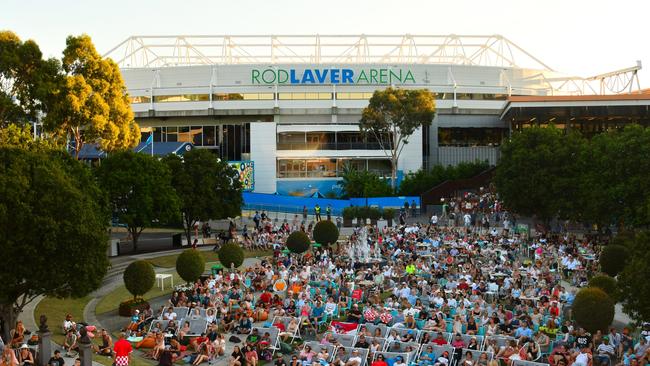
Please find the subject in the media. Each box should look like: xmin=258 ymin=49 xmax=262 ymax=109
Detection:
xmin=277 ymin=169 xmax=391 ymax=179
xmin=276 ymin=142 xmax=384 ymax=150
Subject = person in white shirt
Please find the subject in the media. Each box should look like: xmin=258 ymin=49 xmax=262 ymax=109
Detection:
xmin=345 ymin=349 xmax=362 ymax=366
xmin=431 ymin=214 xmax=438 ymax=226
xmin=324 ymin=297 xmax=337 ymax=316
xmin=163 ymin=308 xmax=177 ymax=321
xmin=463 ymin=213 xmax=472 ymax=227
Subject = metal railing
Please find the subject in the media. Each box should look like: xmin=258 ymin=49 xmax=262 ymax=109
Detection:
xmin=276 ymin=142 xmax=384 ymax=150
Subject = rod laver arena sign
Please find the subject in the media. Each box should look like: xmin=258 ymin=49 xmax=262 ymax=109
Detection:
xmin=251 ymin=67 xmax=416 ymax=85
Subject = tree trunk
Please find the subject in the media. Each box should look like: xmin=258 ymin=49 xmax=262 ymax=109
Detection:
xmin=184 ymin=216 xmax=194 ymax=248
xmin=0 ymin=302 xmax=18 ymax=345
xmin=130 ymin=228 xmax=141 ymax=253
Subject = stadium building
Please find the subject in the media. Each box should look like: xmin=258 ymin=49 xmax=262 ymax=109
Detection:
xmin=106 ymin=35 xmax=649 ymax=196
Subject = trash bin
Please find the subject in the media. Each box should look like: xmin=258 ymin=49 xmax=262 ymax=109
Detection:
xmin=172 ymin=233 xmax=182 ymax=248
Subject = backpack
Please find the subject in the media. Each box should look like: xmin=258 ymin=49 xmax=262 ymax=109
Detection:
xmin=229 ymin=336 xmax=242 ymax=343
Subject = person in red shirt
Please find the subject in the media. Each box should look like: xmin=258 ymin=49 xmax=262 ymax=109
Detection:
xmin=433 ymin=332 xmax=448 ymax=345
xmin=371 ymin=354 xmax=388 ymax=366
xmin=113 ymin=333 xmax=133 ymax=366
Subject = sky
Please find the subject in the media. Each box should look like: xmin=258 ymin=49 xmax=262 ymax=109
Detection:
xmin=2 ymin=0 xmax=649 ymax=87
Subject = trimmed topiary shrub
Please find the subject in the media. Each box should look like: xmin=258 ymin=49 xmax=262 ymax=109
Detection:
xmin=286 ymin=231 xmax=311 ymax=254
xmin=123 ymin=260 xmax=155 ymax=300
xmin=313 ymin=220 xmax=339 ymax=246
xmin=176 ymin=249 xmax=206 ymax=283
xmin=588 ymin=274 xmax=619 ymax=301
xmin=218 ymin=241 xmax=245 ymax=269
xmin=599 ymin=244 xmax=629 ymax=277
xmin=572 ymin=287 xmax=615 ymax=333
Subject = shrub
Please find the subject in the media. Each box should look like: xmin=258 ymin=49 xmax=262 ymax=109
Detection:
xmin=286 ymin=231 xmax=311 ymax=254
xmin=218 ymin=241 xmax=245 ymax=269
xmin=342 ymin=206 xmax=357 ymax=220
xmin=123 ymin=260 xmax=155 ymax=300
xmin=368 ymin=207 xmax=382 ymax=220
xmin=313 ymin=220 xmax=339 ymax=246
xmin=383 ymin=208 xmax=396 ymax=220
xmin=572 ymin=287 xmax=615 ymax=333
xmin=588 ymin=274 xmax=619 ymax=301
xmin=118 ymin=299 xmax=149 ymax=317
xmin=599 ymin=245 xmax=629 ymax=276
xmin=176 ymin=249 xmax=206 ymax=283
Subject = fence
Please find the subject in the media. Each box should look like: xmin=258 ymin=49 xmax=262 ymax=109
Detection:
xmin=242 ymin=192 xmax=420 ymax=217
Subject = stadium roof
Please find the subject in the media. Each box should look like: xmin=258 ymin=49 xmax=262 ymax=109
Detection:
xmin=104 ymin=34 xmax=554 ymax=69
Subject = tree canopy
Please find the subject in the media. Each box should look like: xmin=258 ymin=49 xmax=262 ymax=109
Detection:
xmin=0 ymin=147 xmax=109 ymax=341
xmin=338 ymin=164 xmax=392 ymax=198
xmin=617 ymin=230 xmax=650 ymax=322
xmin=495 ymin=124 xmax=650 ymax=229
xmin=0 ymin=31 xmax=62 ymax=127
xmin=95 ymin=150 xmax=180 ymax=251
xmin=399 ymin=160 xmax=490 ymax=196
xmin=495 ymin=126 xmax=587 ymax=224
xmin=360 ymin=88 xmax=436 ymax=189
xmin=163 ymin=149 xmax=242 ymax=245
xmin=45 ymin=34 xmax=140 ymax=158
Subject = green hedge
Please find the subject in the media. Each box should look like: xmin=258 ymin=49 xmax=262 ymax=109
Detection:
xmin=342 ymin=206 xmax=390 ymax=220
xmin=572 ymin=287 xmax=615 ymax=333
xmin=123 ymin=260 xmax=155 ymax=300
xmin=218 ymin=241 xmax=245 ymax=269
xmin=600 ymin=245 xmax=629 ymax=276
xmin=588 ymin=274 xmax=619 ymax=301
xmin=176 ymin=249 xmax=206 ymax=283
xmin=313 ymin=220 xmax=339 ymax=246
xmin=286 ymin=231 xmax=311 ymax=254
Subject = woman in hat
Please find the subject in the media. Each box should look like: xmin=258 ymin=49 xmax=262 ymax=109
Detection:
xmin=17 ymin=345 xmax=34 ymax=366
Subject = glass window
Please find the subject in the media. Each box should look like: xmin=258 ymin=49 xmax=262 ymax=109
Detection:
xmin=306 ymin=159 xmax=337 ymax=178
xmin=165 ymin=126 xmax=178 ymax=142
xmin=129 ymin=96 xmax=151 ymax=104
xmin=278 ymin=92 xmax=332 ymax=100
xmin=277 ymin=159 xmax=306 ymax=178
xmin=153 ymin=94 xmax=209 ymax=103
xmin=214 ymin=93 xmax=274 ymax=101
xmin=336 ymin=92 xmax=373 ymax=100
xmin=202 ymin=126 xmax=216 ymax=146
xmin=191 ymin=126 xmax=203 ymax=146
xmin=153 ymin=127 xmax=162 ymax=142
xmin=438 ymin=128 xmax=507 ymax=147
xmin=367 ymin=159 xmax=392 ymax=176
xmin=178 ymin=126 xmax=191 ymax=143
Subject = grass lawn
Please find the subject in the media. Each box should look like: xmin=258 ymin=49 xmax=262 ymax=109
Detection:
xmin=34 ymin=296 xmax=91 ymax=345
xmin=35 ymin=297 xmax=154 ymax=366
xmin=95 ymin=271 xmax=184 ymax=315
xmin=97 ymin=250 xmax=270 ymax=315
xmin=146 ymin=248 xmax=272 ymax=268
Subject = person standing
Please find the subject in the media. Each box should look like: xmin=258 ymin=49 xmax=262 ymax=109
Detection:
xmin=302 ymin=206 xmax=308 ymax=222
xmin=410 ymin=200 xmax=417 ymax=217
xmin=326 ymin=204 xmax=332 ymax=221
xmin=113 ymin=333 xmax=132 ymax=366
xmin=314 ymin=204 xmax=321 ymax=221
xmin=253 ymin=211 xmax=261 ymax=229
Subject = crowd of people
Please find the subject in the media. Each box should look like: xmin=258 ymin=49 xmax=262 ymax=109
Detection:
xmin=2 ymin=191 xmax=648 ymax=366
